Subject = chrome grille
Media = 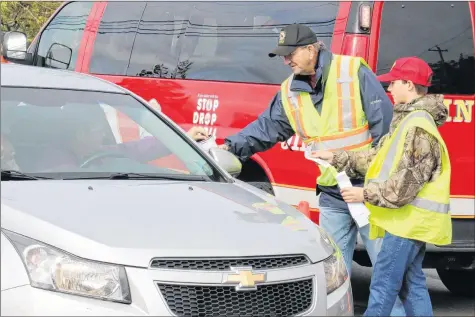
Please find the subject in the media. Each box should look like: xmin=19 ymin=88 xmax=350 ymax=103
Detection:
xmin=157 ymin=278 xmax=313 ymax=316
xmin=150 ymin=255 xmax=309 ymax=271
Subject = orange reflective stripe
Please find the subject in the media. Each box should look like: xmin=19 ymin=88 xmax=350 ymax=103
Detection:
xmin=285 ymin=77 xmax=310 ymax=139
xmin=340 ymin=137 xmax=372 ymax=151
xmin=306 ymin=124 xmax=369 ymax=142
xmin=296 ymin=94 xmax=310 ymax=139
xmin=307 ymin=127 xmax=372 ymax=151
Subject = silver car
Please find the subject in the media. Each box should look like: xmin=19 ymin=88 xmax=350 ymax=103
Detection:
xmin=1 ymin=63 xmax=353 ymax=316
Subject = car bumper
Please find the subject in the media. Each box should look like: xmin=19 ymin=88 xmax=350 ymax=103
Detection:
xmin=2 ymin=265 xmax=353 ymax=316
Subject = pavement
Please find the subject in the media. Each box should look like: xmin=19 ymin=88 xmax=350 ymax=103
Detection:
xmin=351 ymin=263 xmax=475 ymax=316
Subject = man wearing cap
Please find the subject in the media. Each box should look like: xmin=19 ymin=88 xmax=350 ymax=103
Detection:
xmin=219 ymin=22 xmax=404 ymax=316
xmin=311 ymin=56 xmax=452 ymax=316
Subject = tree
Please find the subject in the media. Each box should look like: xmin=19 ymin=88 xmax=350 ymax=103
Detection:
xmin=1 ymin=1 xmax=62 ymax=43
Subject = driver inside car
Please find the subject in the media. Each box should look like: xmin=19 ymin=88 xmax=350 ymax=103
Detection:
xmin=30 ymin=106 xmax=210 ymax=172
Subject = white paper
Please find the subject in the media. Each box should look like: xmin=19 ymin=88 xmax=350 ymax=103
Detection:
xmin=335 ymin=172 xmax=370 ymax=228
xmin=303 ymin=145 xmax=369 ymax=228
xmin=198 ymin=135 xmax=218 ymax=152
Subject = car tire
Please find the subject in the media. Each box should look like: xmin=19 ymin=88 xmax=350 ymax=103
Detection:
xmin=436 ymin=267 xmax=475 ymax=298
xmin=248 ymin=181 xmax=274 ymax=195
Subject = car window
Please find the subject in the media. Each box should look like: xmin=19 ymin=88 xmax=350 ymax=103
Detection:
xmin=89 ymin=2 xmax=146 ymax=75
xmin=89 ymin=1 xmax=339 ymax=85
xmin=35 ymin=2 xmax=93 ymax=70
xmin=0 ymin=87 xmax=222 ymax=181
xmin=376 ymin=1 xmax=475 ymax=95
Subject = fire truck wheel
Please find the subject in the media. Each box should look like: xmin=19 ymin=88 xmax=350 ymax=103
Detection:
xmin=436 ymin=267 xmax=475 ymax=298
xmin=248 ymin=181 xmax=274 ymax=196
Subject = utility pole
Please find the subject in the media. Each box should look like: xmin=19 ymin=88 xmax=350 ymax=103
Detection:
xmin=428 ymin=45 xmax=448 ymax=64
xmin=428 ymin=45 xmax=449 ymax=88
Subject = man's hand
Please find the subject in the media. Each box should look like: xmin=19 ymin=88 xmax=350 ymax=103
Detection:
xmin=187 ymin=127 xmax=209 ymax=141
xmin=340 ymin=187 xmax=364 ymax=203
xmin=310 ymin=150 xmax=334 ymax=163
xmin=218 ymin=144 xmax=230 ymax=151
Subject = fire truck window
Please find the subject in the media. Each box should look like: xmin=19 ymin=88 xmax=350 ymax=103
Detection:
xmin=126 ymin=2 xmax=190 ymax=78
xmin=35 ymin=2 xmax=93 ymax=70
xmin=126 ymin=1 xmax=338 ymax=84
xmin=376 ymin=1 xmax=475 ymax=95
xmin=89 ymin=2 xmax=146 ymax=75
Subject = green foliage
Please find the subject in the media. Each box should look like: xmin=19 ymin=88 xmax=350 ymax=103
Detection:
xmin=1 ymin=1 xmax=62 ymax=42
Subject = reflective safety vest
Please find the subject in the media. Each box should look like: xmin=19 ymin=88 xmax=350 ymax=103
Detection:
xmin=281 ymin=54 xmax=373 ymax=186
xmin=365 ymin=110 xmax=452 ymax=246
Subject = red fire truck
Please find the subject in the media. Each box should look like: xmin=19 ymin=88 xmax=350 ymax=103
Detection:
xmin=2 ymin=1 xmax=474 ymax=296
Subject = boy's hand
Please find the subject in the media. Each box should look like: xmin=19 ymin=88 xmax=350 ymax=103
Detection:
xmin=310 ymin=150 xmax=334 ymax=163
xmin=340 ymin=187 xmax=365 ymax=203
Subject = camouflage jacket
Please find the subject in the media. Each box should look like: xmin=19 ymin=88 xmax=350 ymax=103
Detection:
xmin=332 ymin=94 xmax=448 ymax=208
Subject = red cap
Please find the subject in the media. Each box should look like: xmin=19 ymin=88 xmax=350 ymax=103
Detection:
xmin=377 ymin=57 xmax=433 ymax=87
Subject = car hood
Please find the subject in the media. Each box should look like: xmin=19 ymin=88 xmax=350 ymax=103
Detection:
xmin=1 ymin=179 xmax=333 ymax=267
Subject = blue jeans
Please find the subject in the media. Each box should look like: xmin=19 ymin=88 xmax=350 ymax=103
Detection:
xmin=319 ymin=206 xmax=406 ymax=316
xmin=364 ymin=232 xmax=433 ymax=317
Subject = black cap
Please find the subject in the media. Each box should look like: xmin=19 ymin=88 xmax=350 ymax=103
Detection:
xmin=268 ymin=24 xmax=318 ymax=58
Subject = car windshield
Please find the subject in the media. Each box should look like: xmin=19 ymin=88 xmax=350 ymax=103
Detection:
xmin=1 ymin=87 xmax=225 ymax=182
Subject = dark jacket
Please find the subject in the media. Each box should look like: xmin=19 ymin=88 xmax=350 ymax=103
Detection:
xmin=224 ymin=49 xmax=393 ymax=209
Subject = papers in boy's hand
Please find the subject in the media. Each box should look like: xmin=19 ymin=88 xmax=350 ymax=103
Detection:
xmin=303 ymin=145 xmax=369 ymax=228
xmin=336 ymin=172 xmax=370 ymax=228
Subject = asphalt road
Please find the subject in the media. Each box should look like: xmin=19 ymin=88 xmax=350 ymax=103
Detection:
xmin=351 ymin=263 xmax=475 ymax=316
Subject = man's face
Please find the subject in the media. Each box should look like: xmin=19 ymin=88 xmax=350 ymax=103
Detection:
xmin=387 ymin=79 xmax=412 ymax=104
xmin=282 ymin=45 xmax=318 ymax=75
xmin=72 ymin=122 xmax=107 ymax=157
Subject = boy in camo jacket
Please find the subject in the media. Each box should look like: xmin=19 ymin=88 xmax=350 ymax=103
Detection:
xmin=311 ymin=56 xmax=451 ymax=316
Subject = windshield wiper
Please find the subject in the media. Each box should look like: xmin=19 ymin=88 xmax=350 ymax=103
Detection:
xmin=65 ymin=173 xmax=208 ymax=181
xmin=109 ymin=173 xmax=207 ymax=181
xmin=1 ymin=170 xmax=53 ymax=180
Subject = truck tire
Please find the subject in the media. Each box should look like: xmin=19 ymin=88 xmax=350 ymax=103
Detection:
xmin=248 ymin=181 xmax=274 ymax=195
xmin=436 ymin=267 xmax=475 ymax=298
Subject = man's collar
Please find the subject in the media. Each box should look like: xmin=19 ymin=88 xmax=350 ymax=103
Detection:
xmin=290 ymin=49 xmax=333 ymax=92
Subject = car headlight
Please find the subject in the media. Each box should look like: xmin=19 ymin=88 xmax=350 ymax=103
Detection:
xmin=3 ymin=230 xmax=131 ymax=304
xmin=318 ymin=227 xmax=349 ymax=294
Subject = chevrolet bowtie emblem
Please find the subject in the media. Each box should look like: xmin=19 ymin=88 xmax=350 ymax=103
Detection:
xmin=222 ymin=267 xmax=267 ymax=291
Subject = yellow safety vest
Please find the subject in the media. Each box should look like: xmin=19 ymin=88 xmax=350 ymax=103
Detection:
xmin=365 ymin=110 xmax=452 ymax=246
xmin=281 ymin=54 xmax=373 ymax=186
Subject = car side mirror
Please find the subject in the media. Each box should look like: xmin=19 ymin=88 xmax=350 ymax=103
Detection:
xmin=45 ymin=43 xmax=72 ymax=69
xmin=2 ymin=31 xmax=27 ymax=61
xmin=208 ymin=148 xmax=242 ymax=177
